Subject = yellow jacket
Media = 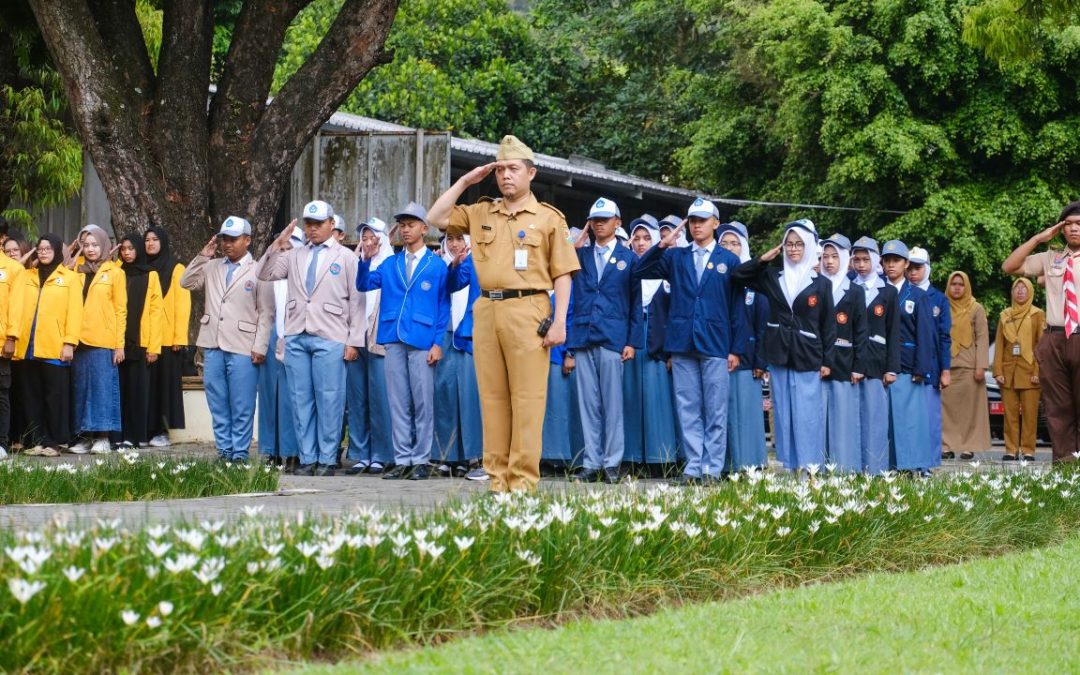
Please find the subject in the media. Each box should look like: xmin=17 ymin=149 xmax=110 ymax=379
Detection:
xmin=161 ymin=263 xmax=191 ymax=347
xmin=137 ymin=271 xmax=165 ymax=355
xmin=0 ymin=252 xmax=24 ymax=339
xmin=79 ymin=260 xmax=127 ymax=350
xmin=15 ymin=265 xmax=83 ymax=360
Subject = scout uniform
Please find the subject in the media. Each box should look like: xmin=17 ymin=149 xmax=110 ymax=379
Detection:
xmin=634 ymin=198 xmax=743 ymax=482
xmin=819 ymin=234 xmax=867 ymax=472
xmin=357 ymin=202 xmax=451 ymax=477
xmin=732 ymin=219 xmax=835 ymax=471
xmin=0 ymin=248 xmax=23 ymax=455
xmin=851 ymin=237 xmax=901 ymax=474
xmin=720 ymin=221 xmax=769 ymax=473
xmin=881 ymin=240 xmax=936 ymax=472
xmin=567 ymin=198 xmax=643 ymax=480
xmin=909 ymin=247 xmax=951 ymax=466
xmin=258 ymin=200 xmax=366 ymax=473
xmin=446 ymin=136 xmax=580 ymax=491
xmin=181 ymin=217 xmax=273 ymax=461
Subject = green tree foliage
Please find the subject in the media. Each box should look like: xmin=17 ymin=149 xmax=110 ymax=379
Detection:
xmin=0 ymin=2 xmax=81 ymax=234
xmin=963 ymin=0 xmax=1080 ymax=66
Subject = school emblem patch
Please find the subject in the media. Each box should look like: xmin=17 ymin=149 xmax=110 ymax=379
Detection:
xmin=836 ymin=311 xmax=848 ymax=325
xmin=54 ymin=277 xmax=64 ymax=286
xmin=421 ymin=281 xmax=432 ymax=291
xmin=874 ymin=304 xmax=884 ymax=317
xmin=717 ymin=263 xmax=728 ymax=274
xmin=0 ymin=270 xmax=7 ymax=281
xmin=707 ymin=262 xmax=714 ymax=270
xmin=100 ymin=273 xmax=108 ymax=282
xmin=616 ymin=260 xmax=627 ymax=271
xmin=932 ymin=305 xmax=941 ymax=317
xmin=808 ymin=295 xmax=818 ymax=308
xmin=745 ymin=290 xmax=755 ymax=305
xmin=328 ymin=263 xmax=341 ymax=276
xmin=905 ymin=299 xmax=915 ymax=314
xmin=244 ymin=280 xmax=255 ymax=292
xmin=609 ymin=256 xmax=617 ymax=265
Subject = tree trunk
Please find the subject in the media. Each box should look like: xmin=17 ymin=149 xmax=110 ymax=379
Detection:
xmin=27 ymin=0 xmax=399 ymax=260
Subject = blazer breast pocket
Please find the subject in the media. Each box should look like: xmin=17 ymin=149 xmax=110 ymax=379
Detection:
xmin=238 ymin=320 xmax=256 ymax=333
xmin=323 ymin=303 xmax=344 ymax=316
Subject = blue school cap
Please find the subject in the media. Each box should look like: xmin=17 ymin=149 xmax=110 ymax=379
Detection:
xmin=785 ymin=218 xmax=817 ymax=239
xmin=881 ymin=240 xmax=910 ymax=260
xmin=851 ymin=236 xmax=879 ymax=255
xmin=687 ymin=197 xmax=717 ymax=220
xmin=357 ymin=217 xmax=388 ymax=236
xmin=218 ymin=216 xmax=252 ymax=237
xmin=332 ymin=215 xmax=345 ymax=232
xmin=658 ymin=215 xmax=682 ymax=230
xmin=302 ymin=200 xmax=334 ymax=222
xmin=821 ymin=233 xmax=852 ymax=251
xmin=628 ymin=214 xmax=659 ymax=231
xmin=394 ymin=202 xmax=430 ymax=227
xmin=717 ymin=221 xmax=749 ymax=240
xmin=588 ymin=198 xmax=620 ymax=220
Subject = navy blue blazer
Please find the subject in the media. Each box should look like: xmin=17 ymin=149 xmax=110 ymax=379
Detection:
xmin=860 ymin=282 xmax=902 ymax=379
xmin=633 ymin=243 xmax=743 ymax=359
xmin=567 ymin=243 xmax=644 ymax=353
xmin=824 ymin=280 xmax=868 ymax=381
xmin=732 ymin=288 xmax=769 ymax=372
xmin=924 ymin=285 xmax=952 ymax=381
xmin=643 ymin=283 xmax=671 ymax=360
xmin=731 ymin=258 xmax=835 ymax=371
xmin=447 ymin=256 xmax=481 ymax=353
xmin=357 ymin=248 xmax=450 ymax=350
xmin=895 ymin=281 xmax=935 ymax=378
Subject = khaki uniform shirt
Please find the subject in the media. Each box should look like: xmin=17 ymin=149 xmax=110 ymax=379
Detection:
xmin=1022 ymin=249 xmax=1080 ymax=327
xmin=449 ymin=193 xmax=580 ymax=290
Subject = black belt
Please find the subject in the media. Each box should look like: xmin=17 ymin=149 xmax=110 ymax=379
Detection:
xmin=480 ymin=289 xmax=545 ymax=300
xmin=1047 ymin=326 xmax=1068 ymax=334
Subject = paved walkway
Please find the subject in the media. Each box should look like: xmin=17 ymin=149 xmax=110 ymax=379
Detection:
xmin=0 ymin=443 xmax=1054 ymax=529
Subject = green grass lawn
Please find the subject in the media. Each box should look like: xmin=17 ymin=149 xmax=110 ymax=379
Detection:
xmin=321 ymin=535 xmax=1080 ymax=674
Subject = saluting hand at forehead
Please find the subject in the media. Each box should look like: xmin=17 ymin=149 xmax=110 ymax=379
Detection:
xmin=658 ymin=220 xmax=686 ymax=249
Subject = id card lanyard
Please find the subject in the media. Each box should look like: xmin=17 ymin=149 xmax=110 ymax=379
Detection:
xmin=514 ymin=229 xmax=528 ymax=270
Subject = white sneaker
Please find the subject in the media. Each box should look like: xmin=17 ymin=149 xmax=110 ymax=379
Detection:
xmin=0 ymin=446 xmax=8 ymax=460
xmin=149 ymin=434 xmax=170 ymax=448
xmin=465 ymin=467 xmax=489 ymax=481
xmin=90 ymin=439 xmax=112 ymax=454
xmin=39 ymin=446 xmax=60 ymax=457
xmin=66 ymin=441 xmax=91 ymax=455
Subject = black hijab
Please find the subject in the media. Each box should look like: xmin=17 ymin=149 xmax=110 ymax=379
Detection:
xmin=35 ymin=233 xmax=64 ymax=285
xmin=145 ymin=226 xmax=177 ymax=296
xmin=121 ymin=232 xmax=151 ymax=349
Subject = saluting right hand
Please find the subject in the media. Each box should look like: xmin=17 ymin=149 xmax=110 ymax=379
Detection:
xmin=460 ymin=162 xmax=497 ymax=187
xmin=64 ymin=243 xmax=82 ymax=269
xmin=272 ymin=220 xmax=298 ymax=252
xmin=760 ymin=244 xmax=783 ymax=262
xmin=659 ymin=220 xmax=686 ymax=249
xmin=199 ymin=235 xmax=219 ymax=258
xmin=574 ymin=223 xmax=592 ymax=249
xmin=1034 ymin=221 xmax=1065 ymax=245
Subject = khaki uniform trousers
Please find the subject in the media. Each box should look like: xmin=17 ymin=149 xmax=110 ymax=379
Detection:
xmin=1001 ymin=386 xmax=1041 ymax=456
xmin=473 ymin=292 xmax=551 ymax=491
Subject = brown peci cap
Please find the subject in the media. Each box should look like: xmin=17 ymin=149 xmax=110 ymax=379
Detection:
xmin=495 ymin=135 xmax=534 ymax=162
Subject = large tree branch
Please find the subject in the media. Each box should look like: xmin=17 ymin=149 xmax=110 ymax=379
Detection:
xmin=85 ymin=0 xmax=154 ymax=99
xmin=208 ymin=0 xmax=309 ymax=157
xmin=251 ymin=0 xmax=398 ymax=180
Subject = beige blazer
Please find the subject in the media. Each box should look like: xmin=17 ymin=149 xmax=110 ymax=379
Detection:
xmin=180 ymin=254 xmax=272 ymax=356
xmin=258 ymin=238 xmax=366 ymax=347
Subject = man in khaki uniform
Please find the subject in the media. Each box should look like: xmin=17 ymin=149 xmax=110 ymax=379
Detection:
xmin=428 ymin=136 xmax=580 ymax=491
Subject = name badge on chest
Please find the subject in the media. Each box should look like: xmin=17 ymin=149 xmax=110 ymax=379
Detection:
xmin=1013 ymin=343 xmax=1022 ymax=356
xmin=514 ymin=249 xmax=528 ymax=270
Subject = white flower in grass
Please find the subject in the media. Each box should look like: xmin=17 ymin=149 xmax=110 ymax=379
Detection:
xmin=263 ymin=558 xmax=283 ymax=572
xmin=175 ymin=529 xmax=206 ymax=551
xmin=62 ymin=566 xmax=85 ymax=583
xmin=246 ymin=562 xmax=260 ymax=574
xmin=95 ymin=459 xmax=105 ymax=467
xmin=587 ymin=529 xmax=600 ymax=541
xmin=145 ymin=565 xmax=160 ymax=579
xmin=1073 ymin=451 xmax=1080 ymax=459
xmin=96 ymin=518 xmax=122 ymax=531
xmin=262 ymin=543 xmax=284 ymax=557
xmin=242 ymin=505 xmax=264 ymax=517
xmin=598 ymin=516 xmax=616 ymax=528
xmin=429 ymin=524 xmax=447 ymax=538
xmin=147 ymin=524 xmax=169 ymax=540
xmin=682 ymin=523 xmax=702 ymax=538
xmin=296 ymin=542 xmax=319 ymax=558
xmin=389 ymin=533 xmax=411 ymax=549
xmin=770 ymin=506 xmax=787 ymax=520
xmin=211 ymin=583 xmax=223 ymax=597
xmin=163 ymin=553 xmax=199 ymax=574
xmin=200 ymin=520 xmax=226 ymax=534
xmin=453 ymin=536 xmax=474 ymax=552
xmin=776 ymin=527 xmax=791 ymax=537
xmin=146 ymin=616 xmax=162 ymax=629
xmin=61 ymin=531 xmax=85 ymax=547
xmin=923 ymin=515 xmax=934 ymax=522
xmin=120 ymin=609 xmax=140 ymax=626
xmin=315 ymin=554 xmax=336 ymax=570
xmin=392 ymin=546 xmax=409 ymax=559
xmin=158 ymin=601 xmax=174 ymax=616
xmin=632 ymin=536 xmax=643 ymax=546
xmin=807 ymin=520 xmax=821 ymax=534
xmin=8 ymin=578 xmax=45 ymax=604
xmin=516 ymin=549 xmax=541 ymax=567
xmin=825 ymin=515 xmax=839 ymax=525
xmin=214 ymin=534 xmax=240 ymax=549
xmin=549 ymin=503 xmax=575 ymax=524
xmin=147 ymin=540 xmax=172 ymax=559
xmin=825 ymin=462 xmax=838 ymax=474
xmin=1062 ymin=490 xmax=1072 ymax=499
xmin=193 ymin=557 xmax=225 ymax=585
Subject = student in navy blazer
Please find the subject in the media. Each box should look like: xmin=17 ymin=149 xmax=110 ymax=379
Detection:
xmin=634 ymin=197 xmax=743 ymax=485
xmin=357 ymin=202 xmax=450 ymax=480
xmin=565 ymin=198 xmax=643 ymax=483
xmin=907 ymin=247 xmax=951 ymax=466
xmin=880 ymin=240 xmax=936 ymax=474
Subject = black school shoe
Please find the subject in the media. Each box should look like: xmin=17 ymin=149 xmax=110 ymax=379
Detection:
xmin=601 ymin=468 xmax=621 ymax=484
xmin=570 ymin=469 xmax=603 ymax=483
xmin=316 ymin=464 xmax=335 ymax=477
xmin=670 ymin=474 xmax=701 ymax=487
xmin=408 ymin=465 xmax=431 ymax=480
xmin=382 ymin=464 xmax=412 ymax=480
xmin=959 ymin=451 xmax=976 ymax=460
xmin=294 ymin=463 xmax=317 ymax=477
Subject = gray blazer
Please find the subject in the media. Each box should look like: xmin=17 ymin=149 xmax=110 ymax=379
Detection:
xmin=258 ymin=238 xmax=366 ymax=347
xmin=180 ymin=254 xmax=273 ymax=357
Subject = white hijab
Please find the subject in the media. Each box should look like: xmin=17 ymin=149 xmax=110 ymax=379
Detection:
xmin=362 ymin=225 xmax=394 ymax=323
xmin=631 ymin=223 xmax=665 ymax=306
xmin=441 ymin=234 xmax=471 ymax=331
xmin=916 ymin=263 xmax=931 ymax=291
xmin=855 ymin=249 xmax=884 ymax=306
xmin=821 ymin=242 xmax=850 ymax=305
xmin=781 ymin=225 xmax=817 ymax=307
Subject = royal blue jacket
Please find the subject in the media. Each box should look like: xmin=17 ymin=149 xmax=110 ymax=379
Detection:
xmin=859 ymin=282 xmax=901 ymax=380
xmin=447 ymin=256 xmax=481 ymax=354
xmin=924 ymin=285 xmax=952 ymax=383
xmin=732 ymin=288 xmax=770 ymax=372
xmin=894 ymin=281 xmax=936 ymax=379
xmin=633 ymin=243 xmax=743 ymax=359
xmin=567 ymin=243 xmax=644 ymax=353
xmin=357 ymin=247 xmax=450 ymax=350
xmin=823 ymin=279 xmax=868 ymax=382
xmin=732 ymin=258 xmax=835 ymax=372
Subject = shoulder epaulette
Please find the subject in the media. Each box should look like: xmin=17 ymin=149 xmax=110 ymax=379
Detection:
xmin=539 ymin=201 xmax=566 ymax=219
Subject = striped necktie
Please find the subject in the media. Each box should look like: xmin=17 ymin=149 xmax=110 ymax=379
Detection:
xmin=1066 ymin=253 xmax=1078 ymax=336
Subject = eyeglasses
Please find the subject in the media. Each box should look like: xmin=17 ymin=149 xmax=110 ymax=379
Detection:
xmin=784 ymin=241 xmax=805 ymax=250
